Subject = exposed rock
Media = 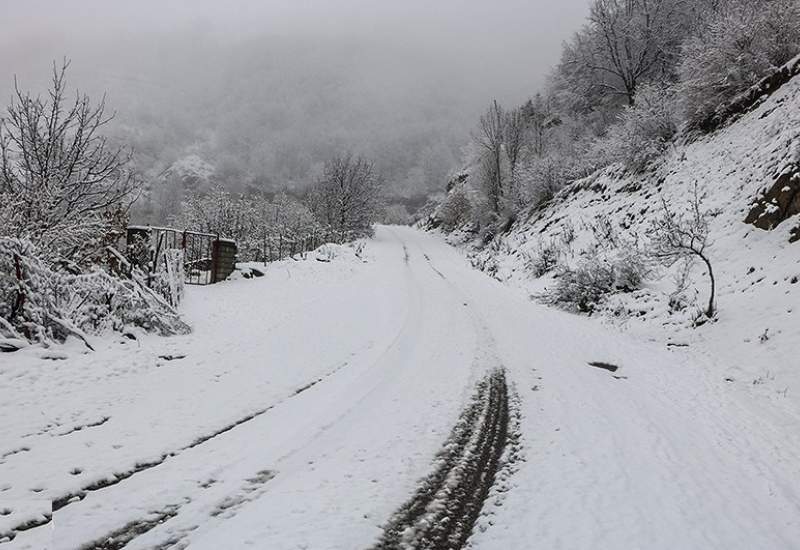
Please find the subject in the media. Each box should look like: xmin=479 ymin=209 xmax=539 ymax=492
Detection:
xmin=745 ymin=165 xmax=800 ymax=241
xmin=701 ymin=54 xmax=800 ymax=133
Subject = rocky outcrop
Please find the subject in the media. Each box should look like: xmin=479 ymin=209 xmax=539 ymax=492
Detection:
xmin=701 ymin=54 xmax=800 ymax=133
xmin=745 ymin=164 xmax=800 ymax=242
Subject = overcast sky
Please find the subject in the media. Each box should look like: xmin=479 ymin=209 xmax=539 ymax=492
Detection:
xmin=0 ymin=0 xmax=592 ymax=199
xmin=0 ymin=0 xmax=590 ymax=105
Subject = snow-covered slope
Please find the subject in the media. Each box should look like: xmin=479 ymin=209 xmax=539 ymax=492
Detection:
xmin=466 ymin=68 xmax=800 ymax=412
xmin=2 ymin=227 xmax=799 ymax=549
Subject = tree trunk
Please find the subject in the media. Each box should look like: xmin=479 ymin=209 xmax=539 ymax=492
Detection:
xmin=701 ymin=253 xmax=716 ymax=317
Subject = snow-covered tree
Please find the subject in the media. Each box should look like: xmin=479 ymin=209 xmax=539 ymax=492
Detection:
xmin=172 ymin=186 xmax=253 ymax=242
xmin=514 ymin=154 xmax=571 ymax=211
xmin=307 ymin=153 xmax=383 ymax=242
xmin=560 ymin=0 xmax=687 ymax=108
xmin=601 ymin=83 xmax=679 ymax=172
xmin=0 ymin=61 xmax=138 ymax=266
xmin=473 ymin=101 xmax=506 ymax=214
xmin=503 ymin=108 xmax=527 ymax=178
xmin=383 ymin=204 xmax=412 ymax=225
xmin=521 ymin=93 xmax=556 ymax=158
xmin=677 ymin=0 xmax=800 ymax=130
xmin=649 ymin=186 xmax=717 ymax=318
xmin=438 ymin=185 xmax=472 ymax=231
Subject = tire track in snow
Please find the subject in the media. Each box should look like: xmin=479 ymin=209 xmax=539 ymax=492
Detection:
xmin=0 ymin=513 xmax=53 ymax=545
xmin=379 ymin=231 xmax=525 ymax=548
xmin=0 ymin=359 xmax=352 ymax=544
xmin=371 ymin=369 xmax=516 ymax=550
xmin=77 ymin=504 xmax=181 ymax=550
xmin=78 ymin=470 xmax=277 ymax=550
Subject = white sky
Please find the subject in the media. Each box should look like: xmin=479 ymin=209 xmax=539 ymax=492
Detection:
xmin=0 ymin=0 xmax=590 ymax=105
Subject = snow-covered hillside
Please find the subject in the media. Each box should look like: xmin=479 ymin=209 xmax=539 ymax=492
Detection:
xmin=451 ymin=65 xmax=800 ymax=414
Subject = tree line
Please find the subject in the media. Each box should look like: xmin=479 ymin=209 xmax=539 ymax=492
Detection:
xmin=435 ymin=0 xmax=800 ymax=321
xmin=171 ymin=152 xmax=384 ymax=263
xmin=439 ymin=0 xmax=800 ymax=234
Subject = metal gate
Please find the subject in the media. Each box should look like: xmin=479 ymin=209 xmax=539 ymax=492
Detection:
xmin=126 ymin=226 xmax=237 ymax=285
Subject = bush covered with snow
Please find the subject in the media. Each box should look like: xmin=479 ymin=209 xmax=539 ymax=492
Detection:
xmin=524 ymin=240 xmax=562 ymax=277
xmin=0 ymin=63 xmax=191 ymax=347
xmin=438 ymin=184 xmax=473 ymax=232
xmin=550 ymin=250 xmax=646 ymax=313
xmin=0 ymin=238 xmax=189 ymax=347
xmin=551 ymin=259 xmax=616 ymax=313
xmin=601 ymin=84 xmax=679 ymax=173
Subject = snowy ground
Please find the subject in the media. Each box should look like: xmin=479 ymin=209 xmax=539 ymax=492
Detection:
xmin=1 ymin=226 xmax=799 ymax=549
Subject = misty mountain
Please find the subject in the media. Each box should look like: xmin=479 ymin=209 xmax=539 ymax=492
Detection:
xmin=111 ymin=34 xmax=473 ymax=199
xmin=0 ymin=1 xmax=589 ymax=223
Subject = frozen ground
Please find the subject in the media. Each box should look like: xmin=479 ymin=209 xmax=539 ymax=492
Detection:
xmin=1 ymin=226 xmax=799 ymax=549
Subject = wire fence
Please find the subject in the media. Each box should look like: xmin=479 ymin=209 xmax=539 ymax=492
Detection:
xmin=243 ymin=228 xmax=360 ymax=264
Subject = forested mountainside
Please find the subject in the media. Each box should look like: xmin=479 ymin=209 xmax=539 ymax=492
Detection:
xmin=427 ymin=54 xmax=800 ymax=409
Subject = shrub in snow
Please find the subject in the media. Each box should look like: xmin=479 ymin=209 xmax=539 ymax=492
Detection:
xmin=0 ymin=238 xmax=190 ymax=347
xmin=514 ymin=154 xmax=571 ymax=211
xmin=552 ymin=258 xmax=616 ymax=313
xmin=550 ymin=248 xmax=647 ymax=313
xmin=438 ymin=185 xmax=473 ymax=232
xmin=524 ymin=240 xmax=562 ymax=277
xmin=601 ymin=84 xmax=678 ymax=173
xmin=612 ymin=248 xmax=648 ymax=292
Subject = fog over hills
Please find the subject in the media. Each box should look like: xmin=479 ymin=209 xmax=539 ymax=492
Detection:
xmin=0 ymin=0 xmax=589 ymax=220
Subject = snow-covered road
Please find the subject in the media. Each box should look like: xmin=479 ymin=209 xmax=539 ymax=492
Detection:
xmin=2 ymin=226 xmax=799 ymax=549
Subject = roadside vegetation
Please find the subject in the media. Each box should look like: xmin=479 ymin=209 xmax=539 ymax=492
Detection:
xmin=428 ymin=0 xmax=800 ymax=322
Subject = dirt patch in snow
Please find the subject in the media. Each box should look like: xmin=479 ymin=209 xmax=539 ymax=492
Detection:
xmin=587 ymin=361 xmax=620 ymax=373
xmin=371 ymin=369 xmax=515 ymax=550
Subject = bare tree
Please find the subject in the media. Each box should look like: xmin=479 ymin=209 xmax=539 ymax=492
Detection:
xmin=649 ymin=185 xmax=716 ymax=318
xmin=503 ymin=106 xmax=528 ymax=209
xmin=474 ymin=100 xmax=506 ymax=214
xmin=521 ymin=93 xmax=554 ymax=158
xmin=0 ymin=60 xmax=138 ymax=263
xmin=562 ymin=0 xmax=686 ymax=106
xmin=308 ymin=153 xmax=383 ymax=242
